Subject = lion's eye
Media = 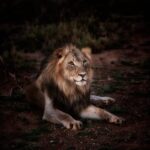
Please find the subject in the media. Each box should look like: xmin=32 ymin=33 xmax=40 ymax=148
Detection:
xmin=68 ymin=61 xmax=75 ymax=66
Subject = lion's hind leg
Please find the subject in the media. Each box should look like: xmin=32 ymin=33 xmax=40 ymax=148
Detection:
xmin=80 ymin=105 xmax=124 ymax=124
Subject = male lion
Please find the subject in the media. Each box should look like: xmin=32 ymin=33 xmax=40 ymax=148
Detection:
xmin=26 ymin=44 xmax=124 ymax=130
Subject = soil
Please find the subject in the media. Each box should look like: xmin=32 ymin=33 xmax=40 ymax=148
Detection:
xmin=0 ymin=34 xmax=150 ymax=150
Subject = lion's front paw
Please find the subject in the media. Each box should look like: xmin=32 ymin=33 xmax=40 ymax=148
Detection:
xmin=101 ymin=97 xmax=116 ymax=105
xmin=63 ymin=120 xmax=82 ymax=130
xmin=90 ymin=95 xmax=116 ymax=105
xmin=109 ymin=116 xmax=125 ymax=125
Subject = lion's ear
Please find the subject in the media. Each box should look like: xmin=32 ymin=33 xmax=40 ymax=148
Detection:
xmin=55 ymin=48 xmax=64 ymax=58
xmin=55 ymin=46 xmax=69 ymax=59
xmin=82 ymin=47 xmax=92 ymax=60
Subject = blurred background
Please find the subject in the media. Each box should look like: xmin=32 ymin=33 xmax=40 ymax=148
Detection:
xmin=0 ymin=0 xmax=149 ymax=53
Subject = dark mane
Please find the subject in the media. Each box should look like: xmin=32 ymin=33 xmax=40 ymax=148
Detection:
xmin=45 ymin=80 xmax=90 ymax=118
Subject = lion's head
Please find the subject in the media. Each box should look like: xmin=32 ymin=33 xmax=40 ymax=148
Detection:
xmin=39 ymin=44 xmax=93 ymax=99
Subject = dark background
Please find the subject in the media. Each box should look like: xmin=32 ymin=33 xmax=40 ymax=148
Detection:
xmin=0 ymin=0 xmax=149 ymax=23
xmin=0 ymin=0 xmax=149 ymax=54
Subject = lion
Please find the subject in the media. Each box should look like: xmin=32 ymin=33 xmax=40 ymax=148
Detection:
xmin=25 ymin=44 xmax=124 ymax=130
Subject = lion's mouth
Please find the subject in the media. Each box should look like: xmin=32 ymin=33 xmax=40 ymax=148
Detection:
xmin=74 ymin=79 xmax=87 ymax=86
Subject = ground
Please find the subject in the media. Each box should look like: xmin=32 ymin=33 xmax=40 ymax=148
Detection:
xmin=0 ymin=34 xmax=150 ymax=150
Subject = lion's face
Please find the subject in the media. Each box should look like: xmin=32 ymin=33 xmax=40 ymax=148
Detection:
xmin=56 ymin=45 xmax=93 ymax=87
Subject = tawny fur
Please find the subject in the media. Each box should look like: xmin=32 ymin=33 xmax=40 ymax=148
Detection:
xmin=26 ymin=44 xmax=124 ymax=130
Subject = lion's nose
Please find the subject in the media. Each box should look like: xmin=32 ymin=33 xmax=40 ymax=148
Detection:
xmin=78 ymin=72 xmax=86 ymax=78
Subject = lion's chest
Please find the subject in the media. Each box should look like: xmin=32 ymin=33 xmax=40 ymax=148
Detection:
xmin=46 ymin=81 xmax=90 ymax=118
xmin=54 ymin=95 xmax=90 ymax=118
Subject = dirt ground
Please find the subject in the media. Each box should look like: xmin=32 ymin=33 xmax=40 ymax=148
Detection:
xmin=0 ymin=34 xmax=150 ymax=150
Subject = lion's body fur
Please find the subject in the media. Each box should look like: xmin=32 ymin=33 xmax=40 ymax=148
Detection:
xmin=26 ymin=44 xmax=124 ymax=130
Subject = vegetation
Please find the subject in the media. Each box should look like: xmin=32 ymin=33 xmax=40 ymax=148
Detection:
xmin=0 ymin=17 xmax=135 ymax=56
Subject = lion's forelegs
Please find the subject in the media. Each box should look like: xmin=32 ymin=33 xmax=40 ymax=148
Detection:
xmin=90 ymin=95 xmax=116 ymax=105
xmin=80 ymin=105 xmax=124 ymax=124
xmin=43 ymin=109 xmax=82 ymax=130
xmin=42 ymin=92 xmax=82 ymax=130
